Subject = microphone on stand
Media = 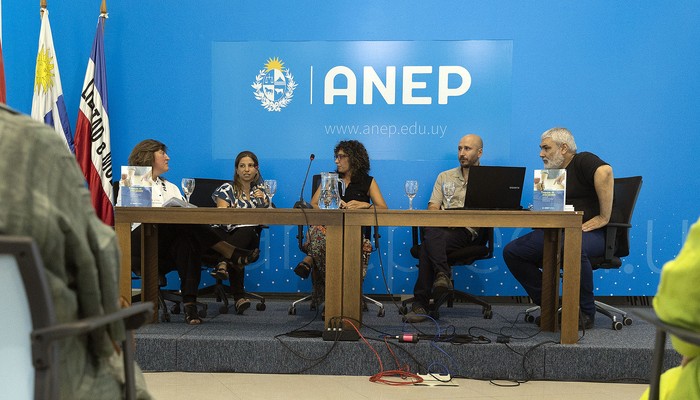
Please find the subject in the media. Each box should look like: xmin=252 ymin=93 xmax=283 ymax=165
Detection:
xmin=293 ymin=154 xmax=315 ymax=209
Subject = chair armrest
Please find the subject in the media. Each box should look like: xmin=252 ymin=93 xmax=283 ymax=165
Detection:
xmin=634 ymin=308 xmax=700 ymax=346
xmin=410 ymin=226 xmax=421 ymax=259
xmin=31 ymin=302 xmax=152 ymax=372
xmin=606 ymin=222 xmax=632 ymax=229
xmin=32 ymin=302 xmax=153 ymax=344
xmin=484 ymin=228 xmax=495 ymax=258
xmin=633 ymin=308 xmax=700 ymax=400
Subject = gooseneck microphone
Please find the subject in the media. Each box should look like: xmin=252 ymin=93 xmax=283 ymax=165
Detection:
xmin=293 ymin=154 xmax=315 ymax=209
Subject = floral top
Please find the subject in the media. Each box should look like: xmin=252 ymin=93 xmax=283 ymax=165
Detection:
xmin=212 ymin=181 xmax=271 ymax=232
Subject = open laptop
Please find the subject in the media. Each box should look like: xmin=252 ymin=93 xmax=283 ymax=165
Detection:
xmin=461 ymin=166 xmax=526 ymax=210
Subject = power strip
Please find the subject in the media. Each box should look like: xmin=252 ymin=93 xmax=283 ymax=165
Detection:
xmin=414 ymin=374 xmax=458 ymax=387
xmin=322 ymin=328 xmax=360 ymax=341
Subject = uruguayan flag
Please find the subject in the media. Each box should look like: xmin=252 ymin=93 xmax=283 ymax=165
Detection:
xmin=31 ymin=8 xmax=74 ymax=153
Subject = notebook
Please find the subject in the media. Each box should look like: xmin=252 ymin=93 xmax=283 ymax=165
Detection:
xmin=461 ymin=166 xmax=526 ymax=210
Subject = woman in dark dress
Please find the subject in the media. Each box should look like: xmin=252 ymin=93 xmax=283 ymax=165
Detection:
xmin=293 ymin=140 xmax=387 ymax=305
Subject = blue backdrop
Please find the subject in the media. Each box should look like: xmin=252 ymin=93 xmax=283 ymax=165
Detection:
xmin=3 ymin=1 xmax=699 ymax=297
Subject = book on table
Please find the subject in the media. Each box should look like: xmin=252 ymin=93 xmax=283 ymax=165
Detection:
xmin=118 ymin=166 xmax=153 ymax=207
xmin=532 ymin=169 xmax=566 ymax=211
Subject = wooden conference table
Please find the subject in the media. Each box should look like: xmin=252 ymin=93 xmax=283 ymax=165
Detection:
xmin=340 ymin=209 xmax=583 ymax=344
xmin=115 ymin=207 xmax=344 ymax=327
xmin=116 ymin=207 xmax=583 ymax=344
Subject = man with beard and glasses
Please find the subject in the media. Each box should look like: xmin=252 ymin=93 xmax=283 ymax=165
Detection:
xmin=504 ymin=127 xmax=616 ymax=330
xmin=403 ymin=134 xmax=484 ymax=323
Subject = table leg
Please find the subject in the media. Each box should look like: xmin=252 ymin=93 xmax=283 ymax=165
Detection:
xmin=115 ymin=222 xmax=132 ymax=305
xmin=540 ymin=228 xmax=561 ymax=332
xmin=324 ymin=224 xmax=344 ymax=331
xmin=341 ymin=225 xmax=362 ymax=330
xmin=141 ymin=224 xmax=160 ymax=323
xmin=560 ymin=227 xmax=582 ymax=344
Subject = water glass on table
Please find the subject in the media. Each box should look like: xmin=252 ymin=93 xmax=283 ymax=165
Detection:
xmin=442 ymin=181 xmax=456 ymax=209
xmin=181 ymin=178 xmax=195 ymax=203
xmin=404 ymin=180 xmax=418 ymax=210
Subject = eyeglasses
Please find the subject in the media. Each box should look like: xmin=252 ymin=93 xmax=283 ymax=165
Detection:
xmin=334 ymin=153 xmax=349 ymax=160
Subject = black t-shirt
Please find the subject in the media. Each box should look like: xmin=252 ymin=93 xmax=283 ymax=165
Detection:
xmin=341 ymin=174 xmax=373 ymax=238
xmin=566 ymin=152 xmax=609 ymax=223
xmin=341 ymin=174 xmax=373 ymax=204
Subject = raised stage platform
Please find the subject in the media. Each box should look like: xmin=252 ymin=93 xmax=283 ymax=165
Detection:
xmin=134 ymin=297 xmax=680 ymax=383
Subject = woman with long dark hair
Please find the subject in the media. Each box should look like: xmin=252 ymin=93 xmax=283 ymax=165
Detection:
xmin=210 ymin=150 xmax=270 ymax=314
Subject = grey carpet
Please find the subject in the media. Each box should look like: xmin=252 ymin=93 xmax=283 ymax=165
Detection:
xmin=135 ymin=297 xmax=680 ymax=382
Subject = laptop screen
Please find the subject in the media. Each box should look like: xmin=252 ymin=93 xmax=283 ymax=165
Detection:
xmin=462 ymin=166 xmax=526 ymax=210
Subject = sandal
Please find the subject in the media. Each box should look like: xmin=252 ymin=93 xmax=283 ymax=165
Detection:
xmin=210 ymin=261 xmax=230 ymax=280
xmin=293 ymin=260 xmax=312 ymax=279
xmin=235 ymin=298 xmax=251 ymax=315
xmin=231 ymin=247 xmax=260 ymax=265
xmin=184 ymin=303 xmax=202 ymax=325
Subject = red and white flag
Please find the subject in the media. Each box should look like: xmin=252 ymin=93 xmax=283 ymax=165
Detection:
xmin=75 ymin=14 xmax=113 ymax=225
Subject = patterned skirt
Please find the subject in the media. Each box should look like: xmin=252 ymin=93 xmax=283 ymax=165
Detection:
xmin=305 ymin=225 xmax=372 ymax=305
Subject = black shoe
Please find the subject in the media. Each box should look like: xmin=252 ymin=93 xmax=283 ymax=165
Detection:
xmin=579 ymin=313 xmax=595 ymax=330
xmin=432 ymin=272 xmax=453 ymax=307
xmin=293 ymin=260 xmax=312 ymax=279
xmin=184 ymin=303 xmax=202 ymax=325
xmin=235 ymin=298 xmax=251 ymax=315
xmin=402 ymin=303 xmax=429 ymax=323
xmin=231 ymin=247 xmax=260 ymax=265
xmin=432 ymin=272 xmax=453 ymax=291
xmin=210 ymin=261 xmax=230 ymax=280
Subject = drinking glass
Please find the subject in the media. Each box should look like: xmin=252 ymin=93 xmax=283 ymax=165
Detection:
xmin=264 ymin=179 xmax=277 ymax=201
xmin=181 ymin=178 xmax=195 ymax=203
xmin=442 ymin=181 xmax=456 ymax=209
xmin=404 ymin=180 xmax=419 ymax=210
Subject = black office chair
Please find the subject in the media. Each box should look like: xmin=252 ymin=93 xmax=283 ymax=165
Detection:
xmin=184 ymin=177 xmax=266 ymax=314
xmin=400 ymin=227 xmax=495 ymax=319
xmin=634 ymin=308 xmax=700 ymax=400
xmin=288 ymin=174 xmax=385 ymax=317
xmin=1 ymin=235 xmax=152 ymax=400
xmin=524 ymin=176 xmax=643 ymax=330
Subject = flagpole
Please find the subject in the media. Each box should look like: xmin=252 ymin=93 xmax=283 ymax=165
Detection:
xmin=40 ymin=0 xmax=46 ymax=17
xmin=101 ymin=0 xmax=107 ymax=14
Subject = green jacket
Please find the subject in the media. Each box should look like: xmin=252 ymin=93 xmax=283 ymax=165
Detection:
xmin=0 ymin=105 xmax=151 ymax=399
xmin=641 ymin=217 xmax=700 ymax=400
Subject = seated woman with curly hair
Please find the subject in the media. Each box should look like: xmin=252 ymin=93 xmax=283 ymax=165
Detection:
xmin=293 ymin=140 xmax=387 ymax=308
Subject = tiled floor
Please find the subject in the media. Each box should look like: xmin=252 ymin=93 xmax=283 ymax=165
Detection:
xmin=143 ymin=372 xmax=648 ymax=400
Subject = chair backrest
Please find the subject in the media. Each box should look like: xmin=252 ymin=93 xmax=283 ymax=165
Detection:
xmin=611 ymin=176 xmax=643 ymax=258
xmin=112 ymin=180 xmax=120 ymax=204
xmin=189 ymin=178 xmax=229 ymax=207
xmin=0 ymin=235 xmax=59 ymax=400
xmin=592 ymin=176 xmax=643 ymax=268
